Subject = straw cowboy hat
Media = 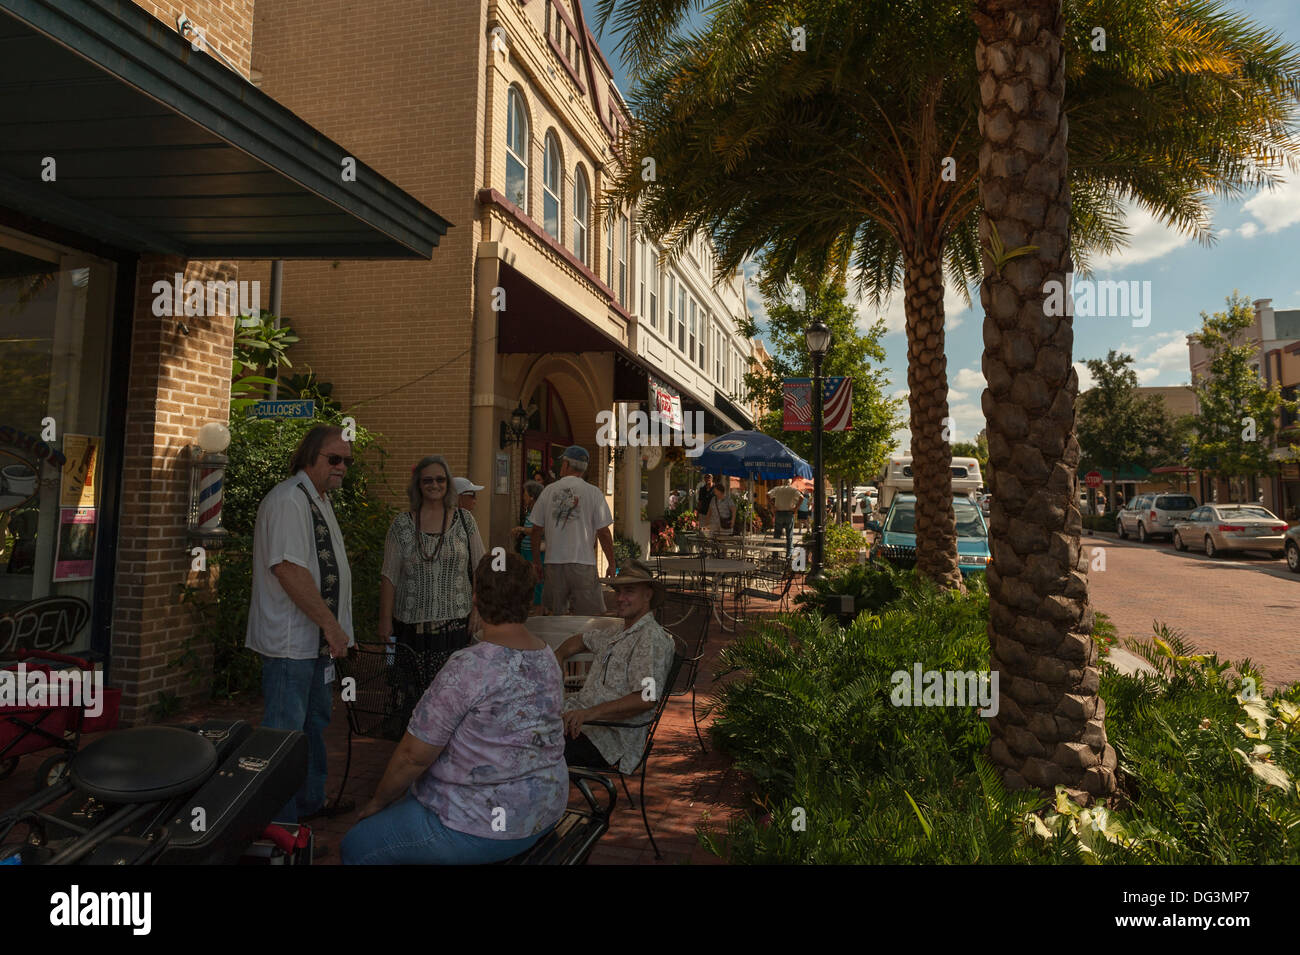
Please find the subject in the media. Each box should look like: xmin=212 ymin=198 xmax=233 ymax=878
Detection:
xmin=602 ymin=559 xmax=667 ymax=609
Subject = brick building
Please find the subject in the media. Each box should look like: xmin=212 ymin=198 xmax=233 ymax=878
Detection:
xmin=240 ymin=0 xmax=755 ymax=560
xmin=0 ymin=0 xmax=448 ymax=722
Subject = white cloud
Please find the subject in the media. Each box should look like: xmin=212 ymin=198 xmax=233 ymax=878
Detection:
xmin=1074 ymin=361 xmax=1096 ymax=390
xmin=1238 ymin=221 xmax=1260 ymax=239
xmin=947 ymin=388 xmax=969 ymax=403
xmin=1239 ymin=168 xmax=1300 ymax=234
xmin=1094 ymin=202 xmax=1193 ymax=269
xmin=953 ymin=367 xmax=985 ymax=392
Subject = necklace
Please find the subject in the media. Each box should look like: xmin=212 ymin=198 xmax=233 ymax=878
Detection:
xmin=415 ymin=506 xmax=452 ymax=563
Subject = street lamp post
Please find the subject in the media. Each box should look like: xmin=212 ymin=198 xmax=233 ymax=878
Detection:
xmin=805 ymin=319 xmax=832 ymax=581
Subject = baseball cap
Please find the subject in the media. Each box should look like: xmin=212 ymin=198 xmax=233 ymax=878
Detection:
xmin=561 ymin=445 xmax=589 ymax=463
xmin=453 ymin=477 xmax=484 ymax=494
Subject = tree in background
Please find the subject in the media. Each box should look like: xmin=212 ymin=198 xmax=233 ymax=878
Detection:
xmin=951 ymin=432 xmax=989 ymax=485
xmin=597 ymin=0 xmax=1300 ymax=589
xmin=1076 ymin=351 xmax=1176 ymax=506
xmin=1189 ymin=292 xmax=1298 ymax=501
xmin=739 ymin=263 xmax=901 ymax=486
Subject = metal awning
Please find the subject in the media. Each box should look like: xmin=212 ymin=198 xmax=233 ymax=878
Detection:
xmin=0 ymin=0 xmax=451 ymax=258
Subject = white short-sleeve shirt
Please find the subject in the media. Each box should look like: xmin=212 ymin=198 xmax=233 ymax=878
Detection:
xmin=245 ymin=471 xmax=354 ymax=660
xmin=528 ymin=475 xmax=612 ymax=566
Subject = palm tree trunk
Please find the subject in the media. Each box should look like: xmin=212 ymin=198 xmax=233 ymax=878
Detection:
xmin=974 ymin=0 xmax=1116 ymax=804
xmin=903 ymin=250 xmax=963 ymax=590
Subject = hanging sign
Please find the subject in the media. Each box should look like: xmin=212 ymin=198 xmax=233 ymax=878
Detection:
xmin=648 ymin=381 xmax=683 ymax=433
xmin=248 ymin=399 xmax=315 ymax=419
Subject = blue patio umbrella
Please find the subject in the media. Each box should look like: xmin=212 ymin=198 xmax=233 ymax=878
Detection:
xmin=687 ymin=430 xmax=813 ymax=479
xmin=688 ymin=431 xmax=813 ymax=542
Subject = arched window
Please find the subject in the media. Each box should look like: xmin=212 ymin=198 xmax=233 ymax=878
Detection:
xmin=573 ymin=166 xmax=589 ymax=264
xmin=543 ymin=132 xmax=562 ymax=241
xmin=506 ymin=87 xmax=528 ymax=209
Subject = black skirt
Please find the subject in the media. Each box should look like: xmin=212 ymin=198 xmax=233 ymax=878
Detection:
xmin=392 ymin=617 xmax=472 ymax=689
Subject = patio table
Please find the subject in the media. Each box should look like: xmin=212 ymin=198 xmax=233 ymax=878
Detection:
xmin=657 ymin=557 xmax=758 ymax=631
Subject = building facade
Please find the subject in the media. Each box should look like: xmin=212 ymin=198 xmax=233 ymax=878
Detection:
xmin=244 ymin=0 xmax=754 ymax=562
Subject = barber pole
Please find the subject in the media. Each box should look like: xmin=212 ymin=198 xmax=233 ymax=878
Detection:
xmin=197 ymin=464 xmax=223 ymax=530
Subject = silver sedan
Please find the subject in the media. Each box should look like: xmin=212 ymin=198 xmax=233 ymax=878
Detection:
xmin=1171 ymin=504 xmax=1288 ymax=558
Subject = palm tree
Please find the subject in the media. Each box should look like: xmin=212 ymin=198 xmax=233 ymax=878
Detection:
xmin=973 ymin=0 xmax=1116 ymax=802
xmin=595 ymin=0 xmax=1300 ymax=591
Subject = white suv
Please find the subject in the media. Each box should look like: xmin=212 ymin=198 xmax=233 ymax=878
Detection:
xmin=1117 ymin=492 xmax=1198 ymax=543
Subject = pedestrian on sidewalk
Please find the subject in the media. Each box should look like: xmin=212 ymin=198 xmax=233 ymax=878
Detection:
xmin=379 ymin=455 xmax=485 ymax=687
xmin=769 ymin=479 xmax=803 ymax=555
xmin=528 ymin=445 xmax=615 ymax=615
xmin=246 ymin=424 xmax=356 ymax=824
xmin=513 ymin=479 xmax=546 ymax=608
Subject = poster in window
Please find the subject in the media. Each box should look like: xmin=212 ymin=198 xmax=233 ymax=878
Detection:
xmin=495 ymin=452 xmax=509 ymax=495
xmin=60 ymin=433 xmax=100 ymax=509
xmin=53 ymin=507 xmax=96 ymax=582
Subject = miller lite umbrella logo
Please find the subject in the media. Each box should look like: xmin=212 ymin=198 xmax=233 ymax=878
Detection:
xmin=709 ymin=439 xmax=747 ymax=453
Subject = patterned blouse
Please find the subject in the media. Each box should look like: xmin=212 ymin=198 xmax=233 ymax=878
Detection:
xmin=381 ymin=508 xmax=485 ymax=624
xmin=407 ymin=641 xmax=567 ymax=839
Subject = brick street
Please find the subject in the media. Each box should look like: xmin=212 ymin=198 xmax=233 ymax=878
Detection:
xmin=1084 ymin=529 xmax=1300 ymax=689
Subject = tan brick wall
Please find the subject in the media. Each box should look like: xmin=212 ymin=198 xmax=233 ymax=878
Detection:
xmin=114 ymin=257 xmax=238 ymax=725
xmin=242 ymin=0 xmax=487 ymax=495
xmin=133 ymin=0 xmax=256 ymax=77
xmin=109 ymin=2 xmax=256 ymax=723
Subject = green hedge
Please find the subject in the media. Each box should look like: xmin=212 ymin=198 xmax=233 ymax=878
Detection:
xmin=703 ymin=570 xmax=1300 ymax=864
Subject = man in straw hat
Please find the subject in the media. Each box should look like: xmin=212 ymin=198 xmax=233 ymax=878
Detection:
xmin=552 ymin=560 xmax=676 ymax=772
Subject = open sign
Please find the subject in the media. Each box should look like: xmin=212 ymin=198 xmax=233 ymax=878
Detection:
xmin=0 ymin=596 xmax=91 ymax=654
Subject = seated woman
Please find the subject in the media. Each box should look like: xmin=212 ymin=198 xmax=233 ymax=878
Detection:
xmin=341 ymin=552 xmax=566 ymax=865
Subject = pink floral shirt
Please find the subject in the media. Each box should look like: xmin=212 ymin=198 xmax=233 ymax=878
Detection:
xmin=407 ymin=641 xmax=567 ymax=839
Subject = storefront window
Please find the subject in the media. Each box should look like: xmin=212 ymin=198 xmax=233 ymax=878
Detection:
xmin=0 ymin=229 xmax=115 ymax=656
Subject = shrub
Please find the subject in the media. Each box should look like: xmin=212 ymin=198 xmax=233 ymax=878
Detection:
xmin=1083 ymin=514 xmax=1116 ymax=532
xmin=703 ymin=589 xmax=1299 ymax=864
xmin=821 ymin=520 xmax=865 ymax=573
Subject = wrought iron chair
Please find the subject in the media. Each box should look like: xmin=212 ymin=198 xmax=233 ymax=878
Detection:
xmin=654 ymin=591 xmax=713 ymax=752
xmin=331 ymin=641 xmax=425 ymax=810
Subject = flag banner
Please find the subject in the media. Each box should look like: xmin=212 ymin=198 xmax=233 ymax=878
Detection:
xmin=783 ymin=379 xmax=813 ymax=431
xmin=824 ymin=377 xmax=853 ymax=431
xmin=783 ymin=377 xmax=852 ymax=431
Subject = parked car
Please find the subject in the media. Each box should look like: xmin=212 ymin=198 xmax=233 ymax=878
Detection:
xmin=1117 ymin=492 xmax=1197 ymax=543
xmin=1171 ymin=504 xmax=1288 ymax=558
xmin=865 ymin=493 xmax=990 ymax=574
xmin=1284 ymin=524 xmax=1300 ymax=573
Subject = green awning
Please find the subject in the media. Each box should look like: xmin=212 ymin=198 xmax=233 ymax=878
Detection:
xmin=0 ymin=0 xmax=451 ymax=259
xmin=1078 ymin=465 xmax=1153 ymax=482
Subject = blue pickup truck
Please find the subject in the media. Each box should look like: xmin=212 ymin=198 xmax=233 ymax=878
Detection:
xmin=866 ymin=493 xmax=991 ymax=574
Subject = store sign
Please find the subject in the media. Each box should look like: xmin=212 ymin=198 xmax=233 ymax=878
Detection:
xmin=648 ymin=382 xmax=683 ymax=432
xmin=0 ymin=596 xmax=90 ymax=654
xmin=248 ymin=399 xmax=315 ymax=419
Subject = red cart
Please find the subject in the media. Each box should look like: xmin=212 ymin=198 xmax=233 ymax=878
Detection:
xmin=0 ymin=649 xmax=120 ymax=790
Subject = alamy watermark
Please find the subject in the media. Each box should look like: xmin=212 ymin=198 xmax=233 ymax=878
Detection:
xmin=890 ymin=665 xmax=999 ymax=717
xmin=595 ymin=406 xmax=706 ymax=452
xmin=151 ymin=274 xmax=261 ymax=319
xmin=0 ymin=664 xmax=104 ymax=718
xmin=1043 ymin=273 xmax=1151 ymax=328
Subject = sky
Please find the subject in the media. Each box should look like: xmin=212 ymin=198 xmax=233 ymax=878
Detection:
xmin=582 ymin=0 xmax=1300 ymax=453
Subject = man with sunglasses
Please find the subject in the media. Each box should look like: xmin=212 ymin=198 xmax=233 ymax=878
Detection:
xmin=247 ymin=424 xmax=356 ymax=831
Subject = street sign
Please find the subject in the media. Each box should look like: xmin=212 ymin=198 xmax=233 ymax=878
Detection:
xmin=1085 ymin=470 xmax=1103 ymax=489
xmin=248 ymin=399 xmax=315 ymax=420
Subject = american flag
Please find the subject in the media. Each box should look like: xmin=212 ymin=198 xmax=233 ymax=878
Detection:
xmin=783 ymin=377 xmax=853 ymax=431
xmin=822 ymin=377 xmax=853 ymax=431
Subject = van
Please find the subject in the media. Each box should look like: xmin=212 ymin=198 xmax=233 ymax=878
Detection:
xmin=876 ymin=455 xmax=982 ymax=511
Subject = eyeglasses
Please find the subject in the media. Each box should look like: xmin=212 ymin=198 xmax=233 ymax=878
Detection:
xmin=420 ymin=476 xmax=448 ymax=486
xmin=320 ymin=453 xmax=354 ymax=467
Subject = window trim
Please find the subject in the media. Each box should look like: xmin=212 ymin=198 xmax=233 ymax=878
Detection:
xmin=572 ymin=165 xmax=589 ymax=265
xmin=505 ymin=86 xmax=529 ymax=212
xmin=542 ymin=131 xmax=562 ymax=242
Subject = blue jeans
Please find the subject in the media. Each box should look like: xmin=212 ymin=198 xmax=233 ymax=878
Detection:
xmin=341 ymin=795 xmax=552 ymax=865
xmin=261 ymin=654 xmax=333 ymax=822
xmin=773 ymin=511 xmax=794 ymax=554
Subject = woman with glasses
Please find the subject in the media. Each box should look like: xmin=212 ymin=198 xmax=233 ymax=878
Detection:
xmin=379 ymin=455 xmax=485 ymax=685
